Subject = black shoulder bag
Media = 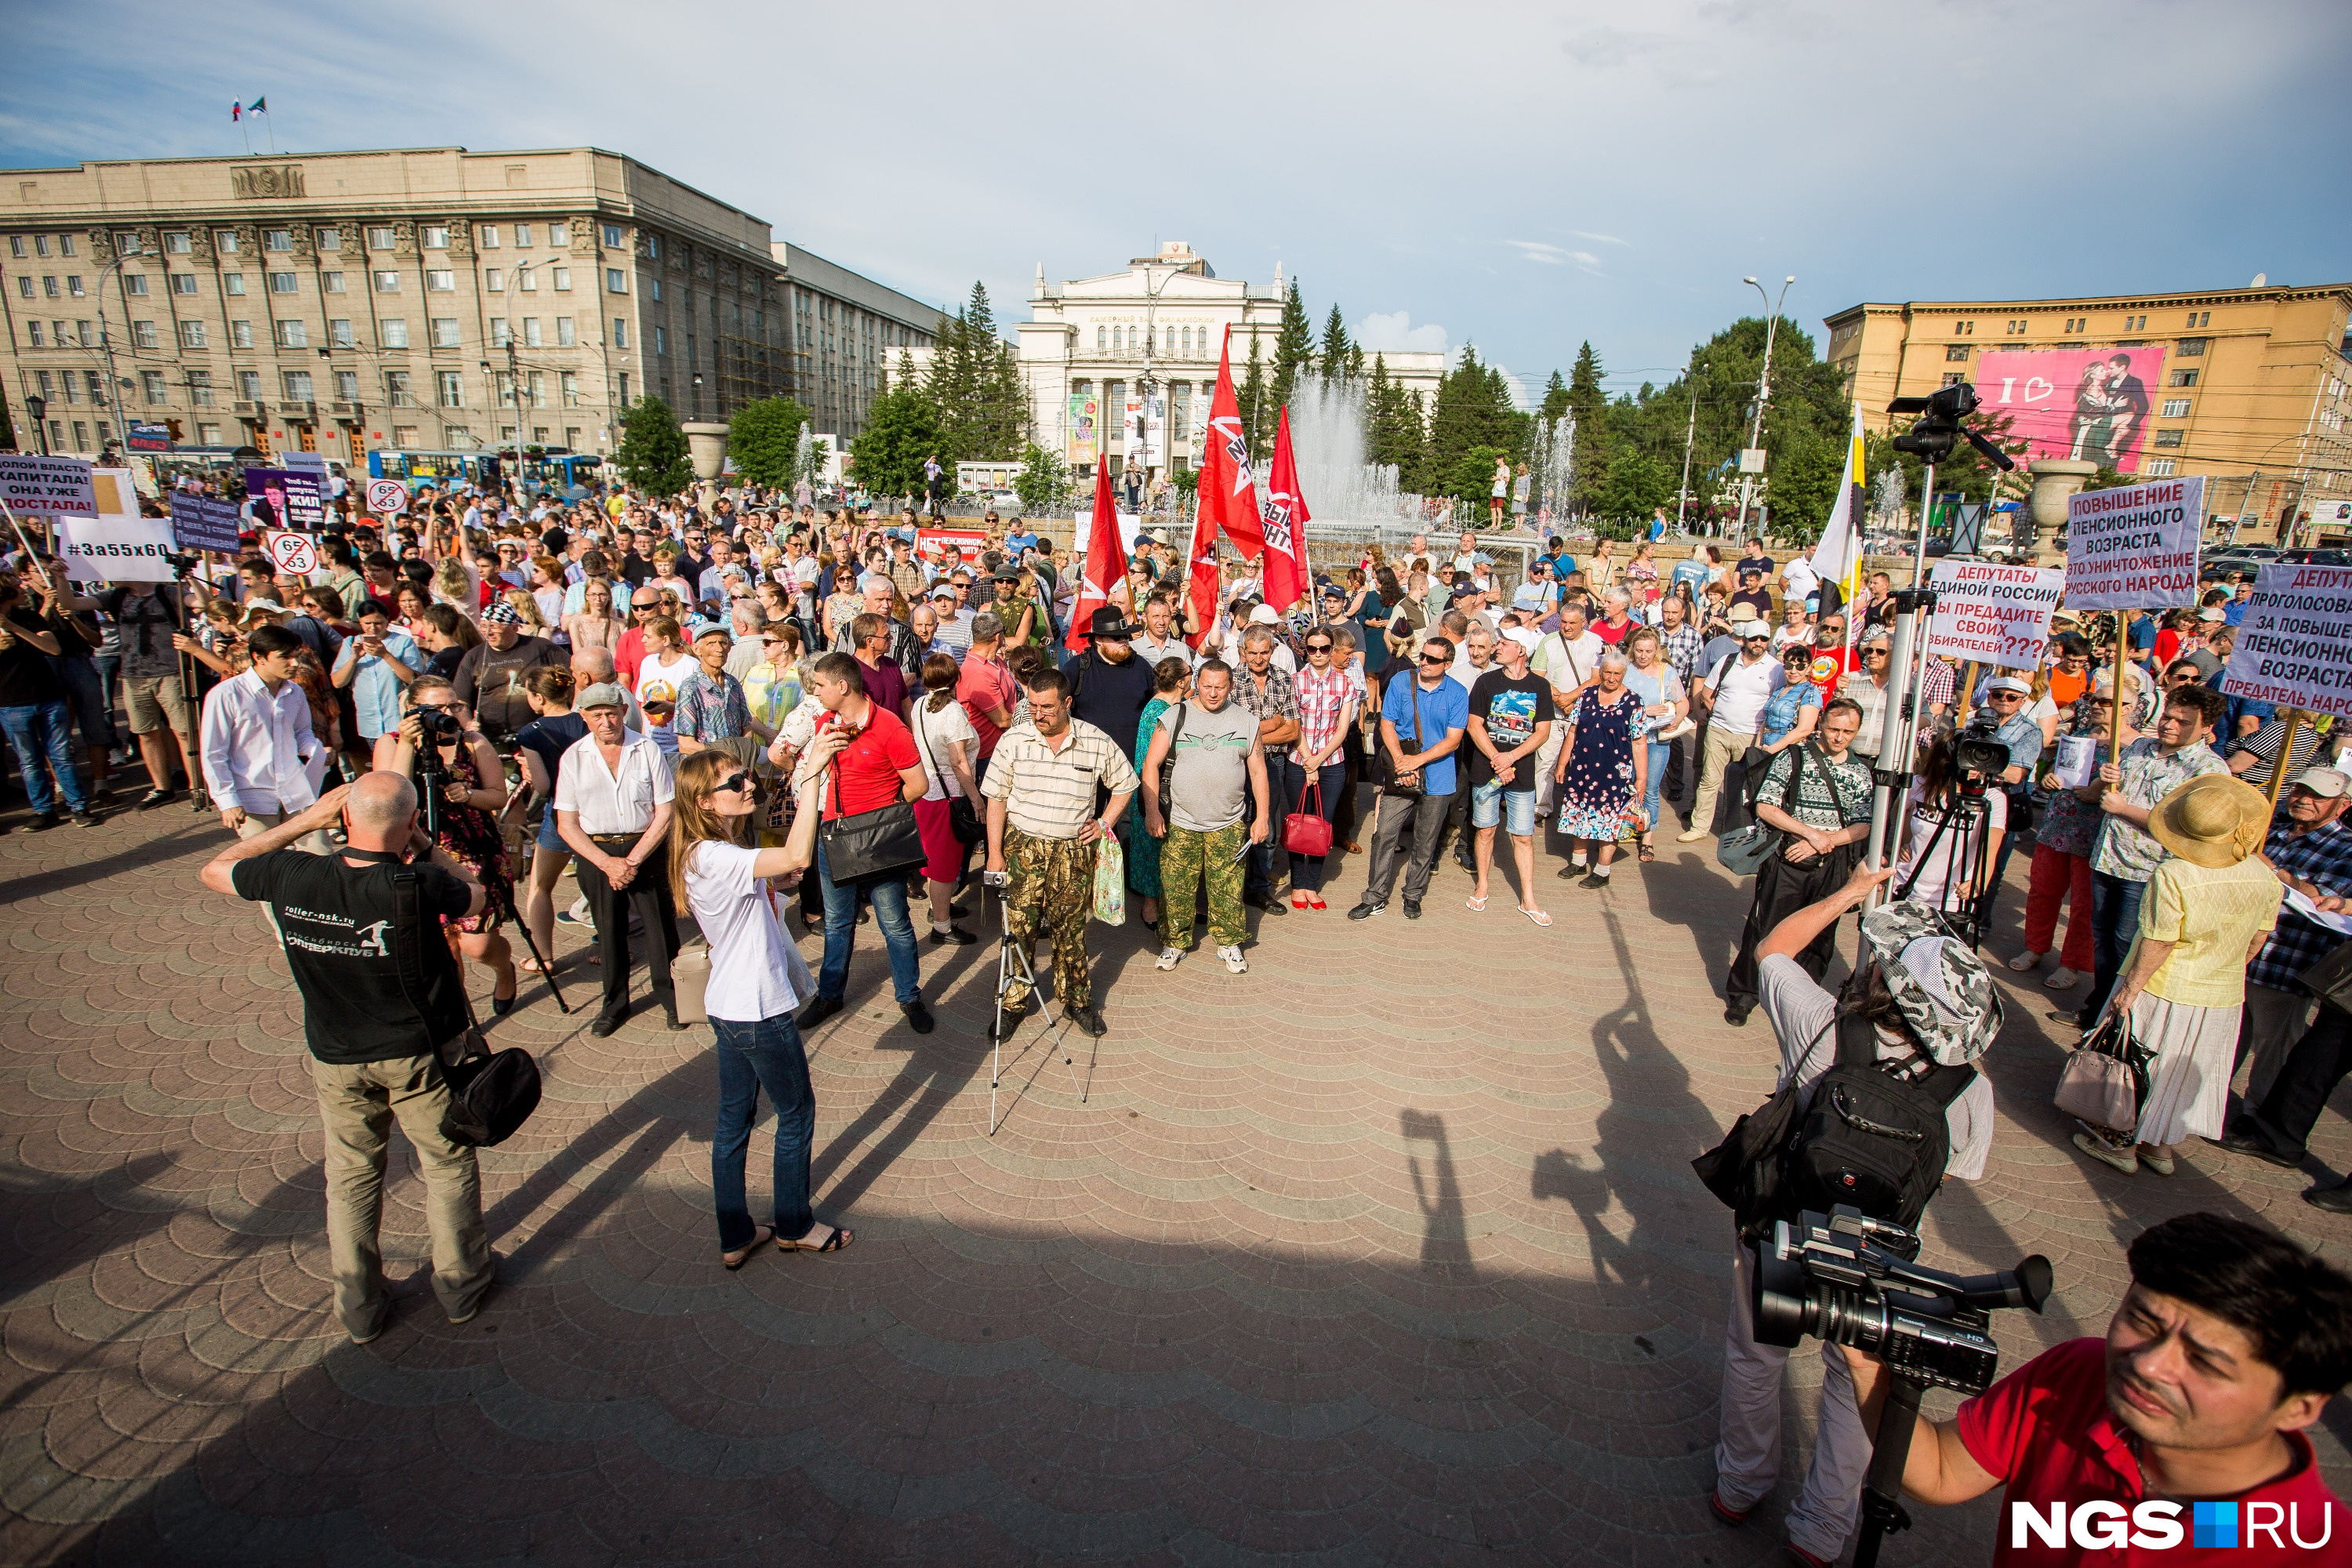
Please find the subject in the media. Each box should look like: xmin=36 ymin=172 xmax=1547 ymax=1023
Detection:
xmin=1156 ymin=702 xmax=1189 ymax=811
xmin=818 ymin=724 xmax=927 ymax=882
xmin=392 ymin=867 xmax=540 ymax=1148
xmin=1372 ymin=678 xmax=1427 ymax=799
xmin=913 ymin=701 xmax=983 ymax=848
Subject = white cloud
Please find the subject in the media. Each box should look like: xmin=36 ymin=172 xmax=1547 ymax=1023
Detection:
xmin=1511 ymin=241 xmax=1604 ymax=274
xmin=1355 ymin=310 xmax=1448 ymax=354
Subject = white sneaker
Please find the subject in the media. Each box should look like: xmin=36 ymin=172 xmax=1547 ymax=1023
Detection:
xmin=2045 ymin=967 xmax=2083 ymax=989
xmin=2006 ymin=949 xmax=2045 ymax=973
xmin=1675 ymin=827 xmax=1708 ymax=843
xmin=1156 ymin=946 xmax=1183 ymax=971
xmin=1218 ymin=945 xmax=1247 ymax=975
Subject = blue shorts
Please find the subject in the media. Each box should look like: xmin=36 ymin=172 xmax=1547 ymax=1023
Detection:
xmin=1471 ymin=781 xmax=1535 ymax=836
xmin=536 ymin=798 xmax=564 ymax=852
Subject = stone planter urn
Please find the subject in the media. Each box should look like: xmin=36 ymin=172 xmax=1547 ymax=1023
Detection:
xmin=2025 ymin=459 xmax=2098 ymax=564
xmin=681 ymin=421 xmax=730 ymax=482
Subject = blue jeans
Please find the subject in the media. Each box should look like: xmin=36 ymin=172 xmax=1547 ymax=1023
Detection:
xmin=816 ymin=840 xmax=923 ymax=1004
xmin=1642 ymin=740 xmax=1670 ymax=836
xmin=2079 ymin=870 xmax=2148 ymax=1025
xmin=710 ymin=1012 xmax=816 ymax=1250
xmin=1282 ymin=757 xmax=1345 ymax=891
xmin=49 ymin=654 xmax=114 ymax=751
xmin=0 ymin=700 xmax=87 ymax=815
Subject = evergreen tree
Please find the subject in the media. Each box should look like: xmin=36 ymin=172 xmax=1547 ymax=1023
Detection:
xmin=1345 ymin=344 xmax=1364 ymax=383
xmin=725 ymin=394 xmax=819 ymax=488
xmin=1423 ymin=345 xmax=1520 ymax=516
xmin=615 ymin=394 xmax=694 ymax=496
xmin=1238 ymin=332 xmax=1270 ymax=463
xmin=1012 ymin=442 xmax=1066 ymax=517
xmin=1317 ymin=304 xmax=1352 ymax=379
xmin=850 ymin=385 xmax=944 ymax=499
xmin=1566 ymin=343 xmax=1610 ymax=514
xmin=1540 ymin=369 xmax=1570 ymax=423
xmin=1269 ymin=278 xmax=1314 ymax=417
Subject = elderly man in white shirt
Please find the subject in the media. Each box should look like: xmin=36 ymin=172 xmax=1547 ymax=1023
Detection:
xmin=555 ymin=681 xmax=683 ymax=1036
xmin=1531 ymin=604 xmax=1606 ymax=809
xmin=201 ymin=622 xmax=328 ymax=852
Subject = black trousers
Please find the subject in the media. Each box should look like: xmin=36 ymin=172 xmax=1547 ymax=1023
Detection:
xmin=576 ymin=835 xmax=681 ymax=1023
xmin=2242 ymin=1001 xmax=2352 ymax=1158
xmin=1333 ymin=720 xmax=1365 ymax=848
xmin=1726 ymin=840 xmax=1860 ymax=1011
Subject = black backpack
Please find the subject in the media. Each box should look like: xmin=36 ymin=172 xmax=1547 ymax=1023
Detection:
xmin=392 ymin=869 xmax=541 ymax=1148
xmin=1693 ymin=1004 xmax=1975 ymax=1236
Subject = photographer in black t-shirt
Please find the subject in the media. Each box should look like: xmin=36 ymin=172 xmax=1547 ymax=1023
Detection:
xmin=198 ymin=771 xmax=497 ymax=1343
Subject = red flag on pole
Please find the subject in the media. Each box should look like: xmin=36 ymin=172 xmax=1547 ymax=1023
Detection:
xmin=1260 ymin=407 xmax=1312 ymax=612
xmin=1199 ymin=326 xmax=1265 ymax=560
xmin=1183 ymin=494 xmax=1220 ymax=649
xmin=1066 ymin=456 xmax=1127 ymax=653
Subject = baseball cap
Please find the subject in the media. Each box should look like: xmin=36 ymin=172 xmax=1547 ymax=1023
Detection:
xmin=1984 ymin=674 xmax=2033 ymax=696
xmin=481 ymin=599 xmax=523 ymax=626
xmin=1247 ymin=604 xmax=1283 ymax=626
xmin=1729 ymin=615 xmax=1770 ymax=638
xmin=2289 ymin=766 xmax=2350 ymax=799
xmin=2198 ymin=608 xmax=2227 ymax=623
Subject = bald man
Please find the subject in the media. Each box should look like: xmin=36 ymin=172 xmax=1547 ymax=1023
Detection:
xmin=201 ymin=774 xmax=496 ymax=1344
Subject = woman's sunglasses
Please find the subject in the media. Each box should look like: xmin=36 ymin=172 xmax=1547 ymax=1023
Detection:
xmin=712 ymin=770 xmax=753 ymax=796
xmin=1305 ymin=641 xmax=1334 ymax=654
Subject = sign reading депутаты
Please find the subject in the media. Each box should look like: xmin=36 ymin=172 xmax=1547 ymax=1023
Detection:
xmin=2221 ymin=564 xmax=2352 ymax=720
xmin=2061 ymin=474 xmax=2204 ymax=612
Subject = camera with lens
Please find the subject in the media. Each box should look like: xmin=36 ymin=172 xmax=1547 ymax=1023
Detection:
xmin=414 ymin=707 xmax=463 ymax=746
xmin=1751 ymin=1207 xmax=2052 ymax=1396
xmin=1951 ymin=733 xmax=2010 ymax=798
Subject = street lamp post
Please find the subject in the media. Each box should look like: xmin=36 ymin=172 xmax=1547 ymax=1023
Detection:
xmin=1734 ymin=274 xmax=1795 ymax=539
xmin=1676 ymin=359 xmax=1706 ymax=532
xmin=24 ymin=395 xmax=47 ymax=455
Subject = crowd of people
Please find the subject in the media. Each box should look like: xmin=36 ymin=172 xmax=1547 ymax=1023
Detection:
xmin=5 ymin=466 xmax=2346 ymax=1564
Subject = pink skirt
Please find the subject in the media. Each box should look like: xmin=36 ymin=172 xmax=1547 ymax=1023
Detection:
xmin=913 ymin=797 xmax=964 ymax=884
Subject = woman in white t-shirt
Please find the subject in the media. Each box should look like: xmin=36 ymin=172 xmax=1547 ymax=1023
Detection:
xmin=1891 ymin=728 xmax=2008 ymax=918
xmin=634 ymin=614 xmax=698 ymax=757
xmin=908 ymin=652 xmax=982 ymax=945
xmin=667 ymin=732 xmax=851 ymax=1268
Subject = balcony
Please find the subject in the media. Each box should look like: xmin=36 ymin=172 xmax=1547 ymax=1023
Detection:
xmin=280 ymin=401 xmax=317 ymax=419
xmin=233 ymin=401 xmax=260 ymax=416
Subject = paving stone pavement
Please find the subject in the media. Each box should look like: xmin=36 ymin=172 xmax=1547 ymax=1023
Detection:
xmin=3 ymin=802 xmax=2350 ymax=1566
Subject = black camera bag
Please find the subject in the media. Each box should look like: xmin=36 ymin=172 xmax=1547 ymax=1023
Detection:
xmin=393 ymin=869 xmax=542 ymax=1148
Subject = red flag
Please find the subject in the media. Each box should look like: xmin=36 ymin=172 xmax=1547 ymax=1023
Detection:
xmin=1199 ymin=326 xmax=1265 ymax=560
xmin=1066 ymin=457 xmax=1127 ymax=652
xmin=1183 ymin=492 xmax=1220 ymax=649
xmin=1260 ymin=407 xmax=1312 ymax=612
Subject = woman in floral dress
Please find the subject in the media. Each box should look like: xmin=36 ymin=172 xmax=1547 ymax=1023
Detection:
xmin=1551 ymin=651 xmax=1649 ymax=890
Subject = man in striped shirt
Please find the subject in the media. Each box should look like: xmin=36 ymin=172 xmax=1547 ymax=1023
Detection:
xmin=982 ymin=668 xmax=1138 ymax=1038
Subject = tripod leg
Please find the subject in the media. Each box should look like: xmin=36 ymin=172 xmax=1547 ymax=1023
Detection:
xmin=503 ymin=887 xmax=571 ymax=1013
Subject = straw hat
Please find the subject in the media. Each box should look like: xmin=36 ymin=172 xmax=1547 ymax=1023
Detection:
xmin=2147 ymin=773 xmax=2270 ymax=869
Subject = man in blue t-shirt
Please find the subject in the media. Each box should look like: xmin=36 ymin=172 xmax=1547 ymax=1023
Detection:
xmin=1349 ymin=636 xmax=1469 ymax=922
xmin=1003 ymin=523 xmax=1041 ymax=558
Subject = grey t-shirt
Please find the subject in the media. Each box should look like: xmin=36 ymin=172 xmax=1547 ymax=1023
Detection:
xmin=1159 ymin=698 xmax=1259 ymax=833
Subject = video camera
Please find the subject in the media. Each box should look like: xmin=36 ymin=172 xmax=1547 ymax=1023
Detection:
xmin=1888 ymin=383 xmax=2016 ymax=471
xmin=1751 ymin=1207 xmax=2052 ymax=1396
xmin=1951 ymin=731 xmax=2012 ymax=797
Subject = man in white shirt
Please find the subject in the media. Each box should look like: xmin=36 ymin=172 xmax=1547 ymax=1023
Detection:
xmin=1532 ymin=604 xmax=1605 ymax=808
xmin=1127 ymin=593 xmax=1195 ymax=671
xmin=1780 ymin=553 xmax=1821 ymax=615
xmin=201 ymin=622 xmax=326 ymax=851
xmin=554 ymin=682 xmax=681 ymax=1036
xmin=1681 ymin=615 xmax=1784 ymax=841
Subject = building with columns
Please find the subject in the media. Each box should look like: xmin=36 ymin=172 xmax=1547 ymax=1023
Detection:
xmin=0 ymin=146 xmax=935 ymax=465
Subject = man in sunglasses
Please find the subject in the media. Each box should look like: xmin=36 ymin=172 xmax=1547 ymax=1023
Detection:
xmin=1971 ymin=673 xmax=2047 ymax=896
xmin=615 ymin=588 xmax=662 ymax=688
xmin=1350 ymin=636 xmax=1468 ymax=922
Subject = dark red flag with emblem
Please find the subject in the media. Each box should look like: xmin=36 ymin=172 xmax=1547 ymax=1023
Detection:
xmin=1260 ymin=406 xmax=1312 ymax=612
xmin=1067 ymin=457 xmax=1127 ymax=653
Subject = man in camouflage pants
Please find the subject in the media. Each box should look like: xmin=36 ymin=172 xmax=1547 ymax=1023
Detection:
xmin=1141 ymin=659 xmax=1271 ymax=976
xmin=981 ymin=668 xmax=1138 ymax=1038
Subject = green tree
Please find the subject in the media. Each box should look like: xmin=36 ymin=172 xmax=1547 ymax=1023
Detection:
xmin=850 ymin=385 xmax=944 ymax=498
xmin=1238 ymin=332 xmax=1270 ymax=463
xmin=1565 ymin=343 xmax=1610 ymax=514
xmin=1317 ymin=304 xmax=1352 ymax=379
xmin=615 ymin=394 xmax=693 ymax=496
xmin=1539 ymin=368 xmax=1570 ymax=424
xmin=1013 ymin=441 xmax=1066 ymax=516
xmin=1595 ymin=450 xmax=1671 ymax=521
xmin=1269 ymin=278 xmax=1314 ymax=417
xmin=1450 ymin=444 xmax=1509 ymax=508
xmin=724 ymin=394 xmax=818 ymax=488
xmin=1424 ymin=345 xmax=1519 ymax=515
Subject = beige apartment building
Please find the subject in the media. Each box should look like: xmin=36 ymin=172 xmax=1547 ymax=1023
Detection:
xmin=0 ymin=146 xmax=937 ymax=468
xmin=1825 ymin=281 xmax=2352 ymax=544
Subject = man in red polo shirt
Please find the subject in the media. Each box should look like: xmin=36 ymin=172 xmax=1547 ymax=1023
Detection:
xmin=1846 ymin=1211 xmax=2351 ymax=1563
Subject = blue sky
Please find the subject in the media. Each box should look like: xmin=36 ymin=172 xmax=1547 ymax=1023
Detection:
xmin=5 ymin=0 xmax=2345 ymax=408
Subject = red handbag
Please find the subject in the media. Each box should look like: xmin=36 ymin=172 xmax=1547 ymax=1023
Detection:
xmin=1282 ymin=777 xmax=1334 ymax=858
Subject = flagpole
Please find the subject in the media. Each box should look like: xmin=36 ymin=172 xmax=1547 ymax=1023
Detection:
xmin=236 ymin=106 xmax=252 ymax=156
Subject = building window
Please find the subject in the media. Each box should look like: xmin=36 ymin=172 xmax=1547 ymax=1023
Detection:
xmin=263 ymin=229 xmax=292 ymax=252
xmin=215 ymin=230 xmax=239 ymax=253
xmin=561 ymin=372 xmax=580 ymax=406
xmin=654 ymin=326 xmax=667 ymax=355
xmin=2161 ymin=397 xmax=2191 ymax=418
xmin=124 ymin=273 xmax=148 ymax=296
xmin=528 ymin=372 xmax=545 ymax=408
xmin=606 ymin=268 xmax=629 ymax=294
xmin=328 ymin=318 xmax=353 ymax=347
xmin=551 ymin=266 xmax=570 ymax=292
xmin=322 ymin=270 xmax=345 ymax=294
xmin=490 ymin=319 xmax=511 ymax=347
xmin=1098 ymin=325 xmax=1107 ymax=352
xmin=648 ymin=278 xmax=662 ymax=303
xmin=390 ymin=424 xmax=418 ymax=445
xmin=238 ymin=370 xmax=262 ymax=401
xmin=523 ymin=318 xmax=542 ymax=347
xmin=2145 ymin=458 xmax=2177 ymax=477
xmin=367 ymin=226 xmax=396 ymax=251
xmin=617 ymin=372 xmax=630 ymax=405
xmin=1944 ymin=344 xmax=1970 ymax=361
xmin=179 ymin=321 xmax=207 ymax=349
xmin=268 ymin=271 xmax=298 ymax=293
xmin=187 ymin=371 xmax=212 ymax=406
xmin=9 ymin=277 xmax=25 ymax=299
xmin=426 ymin=270 xmax=455 ymax=292
xmin=645 ymin=235 xmax=660 ymax=260
xmin=421 ymin=225 xmax=449 ymax=249
xmin=517 ymin=266 xmax=536 ymax=292
xmin=230 ymin=320 xmax=255 ymax=348
xmin=550 ymin=222 xmax=570 ymax=247
xmin=282 ymin=371 xmax=314 ymax=401
xmin=2187 ymin=310 xmax=2211 ymax=328
xmin=335 ymin=370 xmax=359 ymax=402
xmin=276 ymin=320 xmax=307 ymax=347
xmin=315 ymin=227 xmax=342 ymax=251
xmin=487 ymin=268 xmax=508 ymax=293
xmin=169 ymin=272 xmax=198 ymax=296
xmin=57 ymin=235 xmax=74 ymax=258
xmin=437 ymin=371 xmax=464 ymax=407
xmin=2169 ymin=369 xmax=2199 ymax=387
xmin=385 ymin=371 xmax=415 ymax=406
xmin=372 ymin=270 xmax=401 ymax=292
xmin=223 ymin=272 xmax=245 ymax=296
xmin=477 ymin=225 xmax=500 ymax=249
xmin=512 ymin=223 xmax=534 ymax=248
xmin=141 ymin=371 xmax=168 ymax=405
xmin=1940 ymin=372 xmax=1964 ymax=387
xmin=132 ymin=320 xmax=158 ymax=348
xmin=430 ymin=318 xmax=460 ymax=347
xmin=557 ymin=317 xmax=575 ymax=347
xmin=380 ymin=318 xmax=408 ymax=348
xmin=164 ymin=230 xmax=191 ymax=254
xmin=2152 ymin=429 xmax=2184 ymax=448
xmin=601 ymin=223 xmax=622 ymax=249
xmin=2180 ymin=337 xmax=2209 ymax=356
xmin=24 ymin=321 xmax=41 ymax=347
xmin=612 ymin=320 xmax=627 ymax=350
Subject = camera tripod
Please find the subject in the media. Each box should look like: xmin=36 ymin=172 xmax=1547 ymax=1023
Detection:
xmin=1893 ymin=791 xmax=1997 ymax=948
xmin=414 ymin=745 xmax=571 ymax=1014
xmin=983 ymin=869 xmax=1084 ymax=1136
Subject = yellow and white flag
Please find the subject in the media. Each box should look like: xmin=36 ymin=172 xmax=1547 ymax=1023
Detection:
xmin=1807 ymin=407 xmax=1868 ymax=640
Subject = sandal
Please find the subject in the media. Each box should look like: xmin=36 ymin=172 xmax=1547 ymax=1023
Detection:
xmin=1466 ymin=893 xmax=1489 ymax=912
xmin=1637 ymin=842 xmax=1655 ymax=863
xmin=1521 ymin=906 xmax=1553 ymax=927
xmin=723 ymin=1223 xmax=775 ymax=1270
xmin=779 ymin=1223 xmax=854 ymax=1254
